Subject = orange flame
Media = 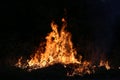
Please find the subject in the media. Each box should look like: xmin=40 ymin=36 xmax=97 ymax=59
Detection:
xmin=15 ymin=56 xmax=22 ymax=68
xmin=27 ymin=18 xmax=79 ymax=69
xmin=15 ymin=18 xmax=111 ymax=76
xmin=99 ymin=60 xmax=110 ymax=70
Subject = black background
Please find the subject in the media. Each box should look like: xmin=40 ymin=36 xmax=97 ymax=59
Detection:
xmin=0 ymin=0 xmax=120 ymax=67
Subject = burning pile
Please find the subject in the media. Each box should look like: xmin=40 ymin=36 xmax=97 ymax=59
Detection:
xmin=15 ymin=18 xmax=110 ymax=76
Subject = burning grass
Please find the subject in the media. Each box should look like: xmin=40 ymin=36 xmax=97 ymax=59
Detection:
xmin=15 ymin=18 xmax=110 ymax=76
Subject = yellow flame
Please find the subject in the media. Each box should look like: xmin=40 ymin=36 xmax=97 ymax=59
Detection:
xmin=15 ymin=18 xmax=111 ymax=76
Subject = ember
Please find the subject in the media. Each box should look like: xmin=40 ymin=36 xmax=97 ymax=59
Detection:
xmin=15 ymin=18 xmax=110 ymax=76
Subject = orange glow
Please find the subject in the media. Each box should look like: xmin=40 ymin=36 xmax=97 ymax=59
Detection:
xmin=15 ymin=18 xmax=111 ymax=76
xmin=15 ymin=56 xmax=23 ymax=68
xmin=99 ymin=60 xmax=110 ymax=70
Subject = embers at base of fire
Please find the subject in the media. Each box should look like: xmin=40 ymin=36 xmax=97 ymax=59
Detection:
xmin=10 ymin=63 xmax=119 ymax=80
xmin=15 ymin=57 xmax=110 ymax=76
xmin=65 ymin=63 xmax=95 ymax=76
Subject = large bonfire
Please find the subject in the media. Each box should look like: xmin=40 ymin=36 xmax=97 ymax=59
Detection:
xmin=15 ymin=18 xmax=110 ymax=76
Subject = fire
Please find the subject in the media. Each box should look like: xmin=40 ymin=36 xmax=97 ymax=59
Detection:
xmin=15 ymin=56 xmax=22 ymax=68
xmin=99 ymin=60 xmax=110 ymax=70
xmin=27 ymin=18 xmax=79 ymax=68
xmin=15 ymin=18 xmax=110 ymax=76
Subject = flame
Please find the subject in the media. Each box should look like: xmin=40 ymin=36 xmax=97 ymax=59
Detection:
xmin=15 ymin=56 xmax=22 ymax=68
xmin=15 ymin=18 xmax=111 ymax=76
xmin=27 ymin=18 xmax=79 ymax=69
xmin=99 ymin=60 xmax=110 ymax=70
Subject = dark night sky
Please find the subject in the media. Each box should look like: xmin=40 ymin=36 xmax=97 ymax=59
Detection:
xmin=0 ymin=0 xmax=120 ymax=66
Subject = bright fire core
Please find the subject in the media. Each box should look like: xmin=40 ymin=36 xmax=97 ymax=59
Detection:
xmin=15 ymin=18 xmax=110 ymax=76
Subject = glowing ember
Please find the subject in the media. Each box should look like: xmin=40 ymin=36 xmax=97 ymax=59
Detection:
xmin=15 ymin=18 xmax=110 ymax=76
xmin=99 ymin=60 xmax=110 ymax=70
xmin=15 ymin=56 xmax=22 ymax=68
